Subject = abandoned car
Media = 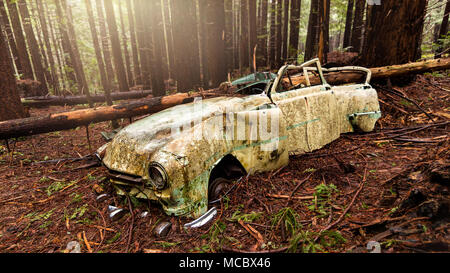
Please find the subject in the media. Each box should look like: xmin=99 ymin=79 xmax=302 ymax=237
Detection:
xmin=96 ymin=59 xmax=381 ymax=218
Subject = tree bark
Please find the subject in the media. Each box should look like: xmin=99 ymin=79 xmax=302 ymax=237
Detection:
xmin=85 ymin=0 xmax=112 ymax=107
xmin=171 ymin=0 xmax=201 ymax=92
xmin=202 ymin=0 xmax=227 ymax=87
xmin=0 ymin=0 xmax=22 ymax=75
xmin=35 ymin=0 xmax=59 ymax=95
xmin=318 ymin=0 xmax=330 ymax=64
xmin=0 ymin=27 xmax=26 ymax=121
xmin=361 ymin=0 xmax=427 ymax=67
xmin=95 ymin=0 xmax=115 ymax=89
xmin=148 ymin=0 xmax=166 ymax=97
xmin=289 ymin=0 xmax=301 ymax=60
xmin=268 ymin=0 xmax=276 ymax=68
xmin=281 ymin=0 xmax=289 ymax=63
xmin=240 ymin=0 xmax=249 ymax=72
xmin=118 ymin=2 xmax=133 ymax=87
xmin=275 ymin=0 xmax=282 ymax=67
xmin=2 ymin=57 xmax=450 ymax=139
xmin=23 ymin=90 xmax=153 ymax=108
xmin=350 ymin=0 xmax=364 ymax=53
xmin=305 ymin=0 xmax=319 ymax=60
xmin=248 ymin=0 xmax=257 ymax=72
xmin=343 ymin=0 xmax=354 ymax=49
xmin=256 ymin=0 xmax=268 ymax=67
xmin=435 ymin=0 xmax=450 ymax=58
xmin=6 ymin=0 xmax=34 ymax=80
xmin=56 ymin=0 xmax=93 ymax=106
xmin=104 ymin=0 xmax=129 ymax=92
xmin=18 ymin=0 xmax=48 ymax=95
xmin=126 ymin=0 xmax=141 ymax=85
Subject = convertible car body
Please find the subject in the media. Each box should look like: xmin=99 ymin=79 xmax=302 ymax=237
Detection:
xmin=97 ymin=59 xmax=381 ymax=218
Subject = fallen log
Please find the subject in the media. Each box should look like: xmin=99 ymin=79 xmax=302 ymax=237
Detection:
xmin=1 ymin=58 xmax=449 ymax=140
xmin=0 ymin=91 xmax=217 ymax=139
xmin=290 ymin=58 xmax=450 ymax=86
xmin=21 ymin=90 xmax=153 ymax=108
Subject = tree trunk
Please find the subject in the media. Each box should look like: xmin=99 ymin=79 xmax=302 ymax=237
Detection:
xmin=171 ymin=0 xmax=201 ymax=92
xmin=85 ymin=0 xmax=112 ymax=106
xmin=6 ymin=0 xmax=34 ymax=80
xmin=134 ymin=0 xmax=150 ymax=90
xmin=289 ymin=0 xmax=301 ymax=60
xmin=0 ymin=0 xmax=22 ymax=75
xmin=256 ymin=0 xmax=268 ymax=67
xmin=18 ymin=0 xmax=47 ymax=95
xmin=46 ymin=1 xmax=66 ymax=91
xmin=343 ymin=0 xmax=354 ymax=49
xmin=104 ymin=0 xmax=129 ymax=92
xmin=350 ymin=0 xmax=364 ymax=53
xmin=56 ymin=0 xmax=93 ymax=106
xmin=23 ymin=90 xmax=153 ymax=108
xmin=281 ymin=0 xmax=289 ymax=63
xmin=3 ymin=57 xmax=449 ymax=140
xmin=361 ymin=0 xmax=428 ymax=67
xmin=125 ymin=0 xmax=141 ymax=85
xmin=224 ymin=0 xmax=234 ymax=72
xmin=240 ymin=0 xmax=249 ymax=72
xmin=95 ymin=0 xmax=115 ymax=89
xmin=35 ymin=0 xmax=59 ymax=95
xmin=318 ymin=0 xmax=330 ymax=64
xmin=162 ymin=0 xmax=175 ymax=80
xmin=118 ymin=2 xmax=133 ymax=87
xmin=0 ymin=27 xmax=26 ymax=121
xmin=202 ymin=0 xmax=227 ymax=87
xmin=148 ymin=0 xmax=166 ymax=97
xmin=268 ymin=0 xmax=276 ymax=68
xmin=305 ymin=0 xmax=319 ymax=60
xmin=275 ymin=0 xmax=282 ymax=67
xmin=435 ymin=0 xmax=450 ymax=58
xmin=248 ymin=0 xmax=257 ymax=72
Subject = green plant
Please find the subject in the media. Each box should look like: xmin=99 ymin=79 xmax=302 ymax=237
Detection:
xmin=271 ymin=207 xmax=301 ymax=237
xmin=308 ymin=183 xmax=339 ymax=217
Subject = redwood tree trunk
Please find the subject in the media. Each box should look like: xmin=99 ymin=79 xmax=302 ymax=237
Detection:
xmin=85 ymin=0 xmax=112 ymax=106
xmin=248 ymin=0 xmax=257 ymax=72
xmin=305 ymin=0 xmax=319 ymax=60
xmin=256 ymin=0 xmax=268 ymax=67
xmin=126 ymin=0 xmax=141 ymax=85
xmin=289 ymin=0 xmax=302 ymax=60
xmin=0 ymin=0 xmax=22 ymax=75
xmin=171 ymin=0 xmax=201 ymax=92
xmin=6 ymin=0 xmax=34 ymax=80
xmin=361 ymin=0 xmax=428 ymax=67
xmin=240 ymin=0 xmax=249 ymax=71
xmin=435 ymin=0 xmax=450 ymax=58
xmin=203 ymin=0 xmax=227 ymax=87
xmin=350 ymin=0 xmax=364 ymax=53
xmin=343 ymin=0 xmax=354 ymax=49
xmin=95 ymin=0 xmax=115 ymax=89
xmin=104 ymin=0 xmax=129 ymax=92
xmin=149 ymin=0 xmax=166 ymax=97
xmin=0 ymin=28 xmax=26 ymax=121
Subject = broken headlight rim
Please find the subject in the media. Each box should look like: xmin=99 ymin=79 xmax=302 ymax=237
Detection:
xmin=147 ymin=162 xmax=168 ymax=190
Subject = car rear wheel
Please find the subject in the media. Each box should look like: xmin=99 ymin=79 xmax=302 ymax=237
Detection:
xmin=208 ymin=177 xmax=232 ymax=203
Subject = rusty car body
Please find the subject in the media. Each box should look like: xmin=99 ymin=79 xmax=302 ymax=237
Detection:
xmin=97 ymin=59 xmax=381 ymax=218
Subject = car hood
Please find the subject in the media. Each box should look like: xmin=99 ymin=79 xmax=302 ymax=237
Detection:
xmin=101 ymin=94 xmax=271 ymax=176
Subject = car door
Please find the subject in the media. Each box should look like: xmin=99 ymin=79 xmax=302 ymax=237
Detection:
xmin=269 ymin=59 xmax=340 ymax=154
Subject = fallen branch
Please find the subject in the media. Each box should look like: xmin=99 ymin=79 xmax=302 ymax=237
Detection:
xmin=22 ymin=90 xmax=153 ymax=108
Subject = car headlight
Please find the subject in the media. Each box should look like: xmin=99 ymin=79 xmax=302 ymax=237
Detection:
xmin=148 ymin=163 xmax=168 ymax=190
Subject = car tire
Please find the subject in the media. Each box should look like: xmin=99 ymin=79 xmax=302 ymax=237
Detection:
xmin=208 ymin=177 xmax=232 ymax=202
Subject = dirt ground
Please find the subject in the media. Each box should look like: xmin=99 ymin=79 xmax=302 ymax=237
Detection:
xmin=0 ymin=73 xmax=449 ymax=253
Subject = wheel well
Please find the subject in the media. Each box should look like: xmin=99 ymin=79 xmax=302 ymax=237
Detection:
xmin=209 ymin=154 xmax=247 ymax=184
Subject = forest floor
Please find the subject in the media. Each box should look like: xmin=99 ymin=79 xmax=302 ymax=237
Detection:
xmin=0 ymin=73 xmax=449 ymax=253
